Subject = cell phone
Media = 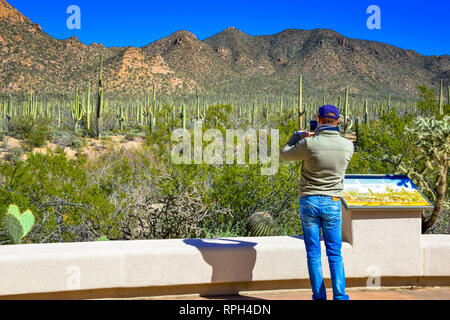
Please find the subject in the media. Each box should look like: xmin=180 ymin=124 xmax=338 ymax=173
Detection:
xmin=310 ymin=120 xmax=318 ymax=132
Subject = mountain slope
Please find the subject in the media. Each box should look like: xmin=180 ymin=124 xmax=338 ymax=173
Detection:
xmin=0 ymin=0 xmax=448 ymax=99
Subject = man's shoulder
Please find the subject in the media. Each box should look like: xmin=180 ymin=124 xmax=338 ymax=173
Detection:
xmin=309 ymin=134 xmax=354 ymax=150
xmin=339 ymin=135 xmax=355 ymax=146
xmin=338 ymin=136 xmax=355 ymax=153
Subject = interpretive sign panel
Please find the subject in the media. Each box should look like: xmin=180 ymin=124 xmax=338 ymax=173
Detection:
xmin=342 ymin=175 xmax=433 ymax=209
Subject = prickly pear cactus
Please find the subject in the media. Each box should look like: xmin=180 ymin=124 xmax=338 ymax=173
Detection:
xmin=246 ymin=212 xmax=275 ymax=237
xmin=4 ymin=205 xmax=35 ymax=244
xmin=96 ymin=236 xmax=109 ymax=241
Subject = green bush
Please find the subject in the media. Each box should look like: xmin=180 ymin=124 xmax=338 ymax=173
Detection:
xmin=0 ymin=152 xmax=116 ymax=243
xmin=4 ymin=148 xmax=24 ymax=164
xmin=8 ymin=115 xmax=50 ymax=149
xmin=143 ymin=105 xmax=303 ymax=238
xmin=50 ymin=128 xmax=83 ymax=150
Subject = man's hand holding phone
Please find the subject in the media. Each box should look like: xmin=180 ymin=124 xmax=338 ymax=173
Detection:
xmin=286 ymin=131 xmax=315 ymax=147
xmin=297 ymin=131 xmax=315 ymax=139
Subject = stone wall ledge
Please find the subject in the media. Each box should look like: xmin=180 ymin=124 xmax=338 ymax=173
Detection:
xmin=0 ymin=230 xmax=449 ymax=299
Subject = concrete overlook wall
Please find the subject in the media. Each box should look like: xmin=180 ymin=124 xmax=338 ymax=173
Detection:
xmin=0 ymin=207 xmax=449 ymax=299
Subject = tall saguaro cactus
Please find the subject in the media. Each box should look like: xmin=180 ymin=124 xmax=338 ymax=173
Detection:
xmin=343 ymin=87 xmax=353 ymax=134
xmin=181 ymin=104 xmax=187 ymax=130
xmin=355 ymin=116 xmax=360 ymax=147
xmin=73 ymin=86 xmax=86 ymax=131
xmin=279 ymin=91 xmax=284 ymax=117
xmin=28 ymin=85 xmax=33 ymax=116
xmin=152 ymin=83 xmax=157 ymax=113
xmin=196 ymin=89 xmax=201 ymax=121
xmin=364 ymin=99 xmax=369 ymax=125
xmin=252 ymin=103 xmax=257 ymax=127
xmin=96 ymin=55 xmax=104 ymax=139
xmin=298 ymin=74 xmax=304 ymax=130
xmin=6 ymin=93 xmax=12 ymax=123
xmin=86 ymin=82 xmax=91 ymax=131
xmin=447 ymin=86 xmax=450 ymax=106
xmin=439 ymin=80 xmax=443 ymax=115
xmin=387 ymin=93 xmax=391 ymax=114
xmin=344 ymin=88 xmax=348 ymax=130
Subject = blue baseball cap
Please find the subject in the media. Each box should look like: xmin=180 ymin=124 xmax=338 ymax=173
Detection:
xmin=318 ymin=105 xmax=340 ymax=119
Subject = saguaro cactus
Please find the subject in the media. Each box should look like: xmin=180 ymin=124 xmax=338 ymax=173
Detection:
xmin=196 ymin=89 xmax=201 ymax=121
xmin=171 ymin=104 xmax=176 ymax=128
xmin=146 ymin=103 xmax=155 ymax=132
xmin=343 ymin=87 xmax=353 ymax=134
xmin=86 ymin=82 xmax=91 ymax=131
xmin=355 ymin=116 xmax=360 ymax=147
xmin=73 ymin=86 xmax=86 ymax=131
xmin=298 ymin=74 xmax=304 ymax=130
xmin=252 ymin=103 xmax=257 ymax=127
xmin=6 ymin=93 xmax=12 ymax=123
xmin=280 ymin=91 xmax=284 ymax=116
xmin=447 ymin=86 xmax=450 ymax=106
xmin=152 ymin=84 xmax=157 ymax=113
xmin=181 ymin=104 xmax=187 ymax=130
xmin=439 ymin=80 xmax=443 ymax=115
xmin=116 ymin=105 xmax=126 ymax=131
xmin=364 ymin=99 xmax=369 ymax=125
xmin=387 ymin=93 xmax=391 ymax=114
xmin=262 ymin=105 xmax=267 ymax=120
xmin=344 ymin=88 xmax=348 ymax=130
xmin=96 ymin=55 xmax=104 ymax=139
xmin=28 ymin=85 xmax=33 ymax=115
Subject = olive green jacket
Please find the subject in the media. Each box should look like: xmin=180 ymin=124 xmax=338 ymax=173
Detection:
xmin=280 ymin=126 xmax=354 ymax=198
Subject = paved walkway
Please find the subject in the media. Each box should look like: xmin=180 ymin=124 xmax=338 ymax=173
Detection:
xmin=151 ymin=287 xmax=450 ymax=300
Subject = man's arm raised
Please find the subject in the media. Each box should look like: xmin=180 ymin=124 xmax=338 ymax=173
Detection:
xmin=280 ymin=131 xmax=312 ymax=162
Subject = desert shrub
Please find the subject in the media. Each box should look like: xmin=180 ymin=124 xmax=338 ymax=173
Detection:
xmin=143 ymin=105 xmax=303 ymax=238
xmin=0 ymin=152 xmax=117 ymax=244
xmin=347 ymin=109 xmax=415 ymax=174
xmin=8 ymin=115 xmax=50 ymax=149
xmin=50 ymin=128 xmax=83 ymax=150
xmin=124 ymin=128 xmax=146 ymax=140
xmin=202 ymin=104 xmax=233 ymax=129
xmin=0 ymin=130 xmax=7 ymax=141
xmin=3 ymin=147 xmax=24 ymax=165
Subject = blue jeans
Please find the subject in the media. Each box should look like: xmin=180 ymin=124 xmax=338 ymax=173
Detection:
xmin=299 ymin=195 xmax=349 ymax=300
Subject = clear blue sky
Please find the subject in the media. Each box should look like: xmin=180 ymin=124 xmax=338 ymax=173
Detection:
xmin=7 ymin=0 xmax=450 ymax=56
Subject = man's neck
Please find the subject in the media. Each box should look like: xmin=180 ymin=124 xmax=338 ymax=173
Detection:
xmin=315 ymin=124 xmax=340 ymax=134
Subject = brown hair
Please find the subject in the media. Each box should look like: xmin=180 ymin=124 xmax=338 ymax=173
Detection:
xmin=318 ymin=113 xmax=339 ymax=126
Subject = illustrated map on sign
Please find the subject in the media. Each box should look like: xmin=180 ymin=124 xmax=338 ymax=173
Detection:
xmin=342 ymin=175 xmax=433 ymax=208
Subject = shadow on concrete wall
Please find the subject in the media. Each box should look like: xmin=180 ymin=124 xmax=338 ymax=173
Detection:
xmin=183 ymin=238 xmax=257 ymax=283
